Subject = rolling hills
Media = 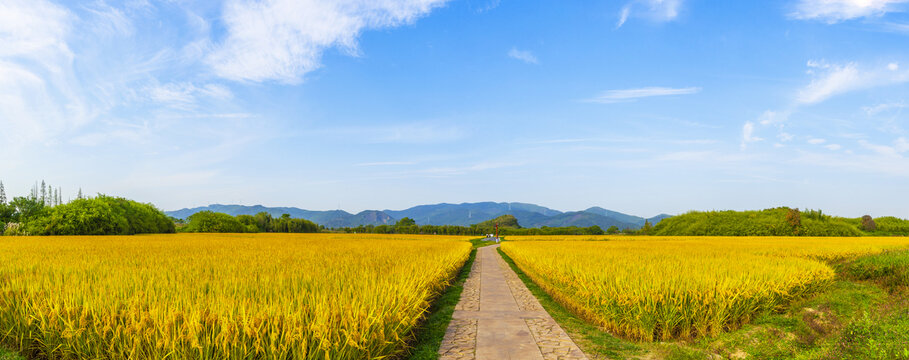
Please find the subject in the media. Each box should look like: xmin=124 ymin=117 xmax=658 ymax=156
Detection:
xmin=166 ymin=202 xmax=670 ymax=230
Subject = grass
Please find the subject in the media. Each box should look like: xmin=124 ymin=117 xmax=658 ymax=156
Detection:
xmin=406 ymin=238 xmax=489 ymax=360
xmin=497 ymin=247 xmax=643 ymax=359
xmin=841 ymin=249 xmax=909 ymax=289
xmin=469 ymin=237 xmax=499 ymax=248
xmin=0 ymin=347 xmax=24 ymax=360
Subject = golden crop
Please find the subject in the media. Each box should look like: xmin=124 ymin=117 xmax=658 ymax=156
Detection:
xmin=0 ymin=233 xmax=472 ymax=359
xmin=501 ymin=236 xmax=909 ymax=341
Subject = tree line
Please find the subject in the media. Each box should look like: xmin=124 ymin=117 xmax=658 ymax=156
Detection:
xmin=178 ymin=211 xmax=321 ymax=233
xmin=334 ymin=217 xmax=644 ymax=236
xmin=651 ymin=207 xmax=909 ymax=236
xmin=0 ymin=180 xmax=174 ymax=236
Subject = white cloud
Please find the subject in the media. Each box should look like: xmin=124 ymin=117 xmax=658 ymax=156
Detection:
xmin=859 ymin=137 xmax=909 ymax=157
xmin=741 ymin=121 xmax=763 ymax=149
xmin=864 ymin=102 xmax=907 ymax=115
xmin=585 ymin=86 xmax=700 ymax=103
xmin=825 ymin=144 xmax=842 ymax=150
xmin=317 ymin=122 xmax=464 ymax=144
xmin=617 ymin=0 xmax=682 ymax=28
xmin=83 ymin=1 xmax=134 ymax=38
xmin=890 ymin=62 xmax=900 ymax=70
xmin=790 ymin=0 xmax=908 ymax=23
xmin=779 ymin=132 xmax=795 ymax=142
xmin=0 ymin=0 xmax=81 ymax=151
xmin=207 ymin=0 xmax=448 ymax=83
xmin=797 ymin=61 xmax=909 ymax=104
xmin=897 ymin=137 xmax=909 ymax=152
xmin=147 ymin=82 xmax=233 ymax=110
xmin=508 ymin=48 xmax=538 ymax=64
xmin=758 ymin=110 xmax=790 ymax=125
xmin=808 ymin=137 xmax=827 ymax=144
xmin=355 ymin=161 xmax=417 ymax=167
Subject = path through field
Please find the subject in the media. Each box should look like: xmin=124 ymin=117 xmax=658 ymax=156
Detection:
xmin=439 ymin=244 xmax=588 ymax=360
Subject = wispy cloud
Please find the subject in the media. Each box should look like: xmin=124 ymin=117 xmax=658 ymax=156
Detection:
xmin=859 ymin=137 xmax=909 ymax=157
xmin=474 ymin=0 xmax=501 ymax=13
xmin=790 ymin=0 xmax=908 ymax=23
xmin=355 ymin=161 xmax=417 ymax=167
xmin=146 ymin=82 xmax=233 ymax=110
xmin=740 ymin=121 xmax=763 ymax=149
xmin=798 ymin=60 xmax=909 ymax=104
xmin=808 ymin=137 xmax=826 ymax=145
xmin=863 ymin=102 xmax=907 ymax=115
xmin=0 ymin=0 xmax=79 ymax=152
xmin=616 ymin=0 xmax=683 ymax=28
xmin=507 ymin=47 xmax=538 ymax=64
xmin=316 ymin=123 xmax=464 ymax=144
xmin=207 ymin=0 xmax=449 ymax=83
xmin=584 ymin=86 xmax=700 ymax=103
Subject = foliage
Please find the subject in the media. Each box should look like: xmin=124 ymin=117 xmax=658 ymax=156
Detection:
xmin=21 ymin=195 xmax=174 ymax=235
xmin=338 ymin=219 xmax=606 ymax=236
xmin=842 ymin=249 xmax=909 ymax=289
xmin=501 ymin=236 xmax=909 ymax=341
xmin=181 ymin=211 xmax=247 ymax=233
xmin=0 ymin=234 xmax=471 ymax=359
xmin=651 ymin=207 xmax=869 ymax=236
xmin=861 ymin=215 xmax=878 ymax=231
xmin=870 ymin=216 xmax=909 ymax=235
xmin=182 ymin=211 xmax=319 ymax=233
xmin=0 ymin=181 xmax=174 ymax=236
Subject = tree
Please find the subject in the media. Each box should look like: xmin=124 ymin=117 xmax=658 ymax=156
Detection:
xmin=641 ymin=220 xmax=653 ymax=235
xmin=182 ymin=211 xmax=246 ymax=233
xmin=77 ymin=188 xmax=84 ymax=200
xmin=861 ymin=215 xmax=877 ymax=232
xmin=786 ymin=208 xmax=802 ymax=235
xmin=396 ymin=217 xmax=416 ymax=227
xmin=40 ymin=180 xmax=47 ymax=206
xmin=0 ymin=181 xmax=6 ymax=204
xmin=10 ymin=196 xmax=45 ymax=223
xmin=606 ymin=225 xmax=619 ymax=235
xmin=586 ymin=225 xmax=605 ymax=235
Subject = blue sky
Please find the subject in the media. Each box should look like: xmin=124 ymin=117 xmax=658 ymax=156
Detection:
xmin=2 ymin=0 xmax=909 ymax=218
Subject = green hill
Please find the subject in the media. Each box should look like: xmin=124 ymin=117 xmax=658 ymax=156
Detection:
xmin=652 ymin=208 xmax=909 ymax=236
xmin=475 ymin=214 xmax=520 ymax=229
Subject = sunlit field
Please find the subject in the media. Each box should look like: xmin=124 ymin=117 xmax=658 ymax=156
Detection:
xmin=501 ymin=236 xmax=909 ymax=341
xmin=0 ymin=233 xmax=472 ymax=359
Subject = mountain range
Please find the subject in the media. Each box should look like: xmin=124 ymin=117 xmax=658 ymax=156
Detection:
xmin=165 ymin=202 xmax=671 ymax=230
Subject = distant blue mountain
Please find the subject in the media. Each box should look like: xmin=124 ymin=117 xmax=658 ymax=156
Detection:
xmin=165 ymin=202 xmax=670 ymax=230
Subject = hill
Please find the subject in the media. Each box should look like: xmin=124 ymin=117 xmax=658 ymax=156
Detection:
xmin=166 ymin=202 xmax=667 ymax=230
xmin=652 ymin=208 xmax=909 ymax=236
xmin=476 ymin=214 xmax=521 ymax=229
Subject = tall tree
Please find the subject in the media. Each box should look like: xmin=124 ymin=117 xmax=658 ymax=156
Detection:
xmin=77 ymin=188 xmax=83 ymax=200
xmin=40 ymin=180 xmax=47 ymax=206
xmin=0 ymin=181 xmax=6 ymax=204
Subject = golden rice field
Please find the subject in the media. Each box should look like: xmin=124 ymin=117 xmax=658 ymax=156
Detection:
xmin=501 ymin=236 xmax=909 ymax=341
xmin=0 ymin=233 xmax=472 ymax=359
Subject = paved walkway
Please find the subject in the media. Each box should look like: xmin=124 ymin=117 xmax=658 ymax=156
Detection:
xmin=439 ymin=244 xmax=588 ymax=360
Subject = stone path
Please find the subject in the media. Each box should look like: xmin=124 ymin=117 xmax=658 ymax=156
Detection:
xmin=439 ymin=244 xmax=588 ymax=360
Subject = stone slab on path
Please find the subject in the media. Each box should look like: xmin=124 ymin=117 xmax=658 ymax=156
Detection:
xmin=439 ymin=244 xmax=588 ymax=360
